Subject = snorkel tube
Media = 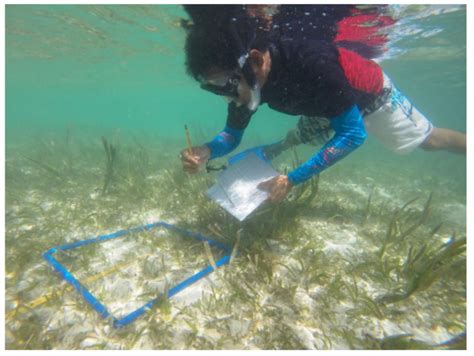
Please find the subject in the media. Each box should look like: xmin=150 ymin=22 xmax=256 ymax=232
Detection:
xmin=229 ymin=17 xmax=261 ymax=111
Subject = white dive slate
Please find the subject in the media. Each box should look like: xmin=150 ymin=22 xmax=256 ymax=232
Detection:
xmin=206 ymin=152 xmax=279 ymax=221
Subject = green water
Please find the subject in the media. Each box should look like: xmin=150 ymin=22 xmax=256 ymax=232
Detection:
xmin=5 ymin=5 xmax=466 ymax=350
xmin=6 ymin=5 xmax=466 ymax=191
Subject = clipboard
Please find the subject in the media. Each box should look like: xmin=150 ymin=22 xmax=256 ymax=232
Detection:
xmin=206 ymin=152 xmax=279 ymax=221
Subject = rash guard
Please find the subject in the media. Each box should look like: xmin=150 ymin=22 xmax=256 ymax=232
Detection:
xmin=205 ymin=102 xmax=252 ymax=159
xmin=205 ymin=37 xmax=384 ymax=182
xmin=287 ymin=104 xmax=366 ymax=185
xmin=206 ymin=124 xmax=244 ymax=160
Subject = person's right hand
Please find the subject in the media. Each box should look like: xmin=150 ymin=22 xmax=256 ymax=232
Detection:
xmin=180 ymin=145 xmax=211 ymax=174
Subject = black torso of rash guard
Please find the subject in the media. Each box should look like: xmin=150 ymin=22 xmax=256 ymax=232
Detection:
xmin=262 ymin=38 xmax=357 ymax=118
xmin=225 ymin=37 xmax=379 ymax=130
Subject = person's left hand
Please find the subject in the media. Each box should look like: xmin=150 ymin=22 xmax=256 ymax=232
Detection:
xmin=257 ymin=175 xmax=293 ymax=203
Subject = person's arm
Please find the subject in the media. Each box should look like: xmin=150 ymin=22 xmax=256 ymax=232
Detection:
xmin=205 ymin=125 xmax=245 ymax=159
xmin=287 ymin=104 xmax=367 ymax=185
xmin=205 ymin=102 xmax=255 ymax=160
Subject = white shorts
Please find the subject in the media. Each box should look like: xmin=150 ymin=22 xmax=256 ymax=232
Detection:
xmin=364 ymin=75 xmax=434 ymax=154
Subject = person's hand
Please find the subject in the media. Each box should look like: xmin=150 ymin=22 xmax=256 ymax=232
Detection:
xmin=180 ymin=145 xmax=211 ymax=174
xmin=257 ymin=175 xmax=293 ymax=203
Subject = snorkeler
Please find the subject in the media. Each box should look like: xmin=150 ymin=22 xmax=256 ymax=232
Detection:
xmin=179 ymin=5 xmax=466 ymax=203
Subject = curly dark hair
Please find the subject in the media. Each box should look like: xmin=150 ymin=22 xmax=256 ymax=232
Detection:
xmin=183 ymin=5 xmax=271 ymax=81
xmin=182 ymin=4 xmax=392 ymax=80
xmin=184 ymin=22 xmax=238 ymax=80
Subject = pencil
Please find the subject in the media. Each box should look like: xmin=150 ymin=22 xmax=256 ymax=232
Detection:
xmin=184 ymin=124 xmax=193 ymax=154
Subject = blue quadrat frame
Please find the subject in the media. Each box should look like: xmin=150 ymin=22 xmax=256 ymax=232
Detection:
xmin=43 ymin=221 xmax=232 ymax=328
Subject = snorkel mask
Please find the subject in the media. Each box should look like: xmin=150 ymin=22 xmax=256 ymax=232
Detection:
xmin=200 ymin=72 xmax=241 ymax=99
xmin=199 ymin=16 xmax=261 ymax=112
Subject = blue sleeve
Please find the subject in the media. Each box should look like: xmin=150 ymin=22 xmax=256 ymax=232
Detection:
xmin=287 ymin=105 xmax=367 ymax=185
xmin=205 ymin=125 xmax=245 ymax=160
